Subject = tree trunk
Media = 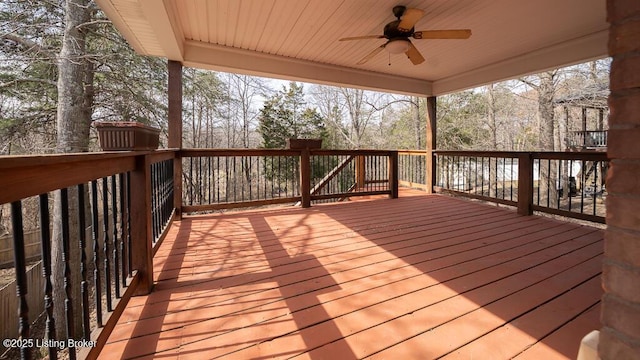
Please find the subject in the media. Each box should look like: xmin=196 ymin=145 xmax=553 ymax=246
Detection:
xmin=411 ymin=96 xmax=422 ymax=149
xmin=52 ymin=0 xmax=92 ymax=341
xmin=536 ymin=72 xmax=558 ymax=205
xmin=537 ymin=72 xmax=556 ymax=151
xmin=487 ymin=84 xmax=498 ymax=150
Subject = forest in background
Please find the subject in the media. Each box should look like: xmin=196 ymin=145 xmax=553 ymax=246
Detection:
xmin=1 ymin=1 xmax=611 ymax=157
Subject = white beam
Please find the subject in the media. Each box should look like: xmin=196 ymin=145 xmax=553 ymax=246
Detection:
xmin=94 ymin=0 xmax=146 ymax=54
xmin=138 ymin=0 xmax=184 ymax=61
xmin=432 ymin=30 xmax=609 ymax=95
xmin=183 ymin=40 xmax=433 ymax=97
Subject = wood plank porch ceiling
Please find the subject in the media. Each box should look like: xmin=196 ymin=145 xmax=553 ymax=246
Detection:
xmin=102 ymin=189 xmax=603 ymax=359
xmin=95 ymin=0 xmax=608 ymax=96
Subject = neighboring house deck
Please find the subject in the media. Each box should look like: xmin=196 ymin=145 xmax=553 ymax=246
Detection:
xmin=101 ymin=189 xmax=603 ymax=359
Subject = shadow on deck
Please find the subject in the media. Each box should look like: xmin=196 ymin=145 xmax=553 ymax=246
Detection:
xmin=101 ymin=189 xmax=603 ymax=359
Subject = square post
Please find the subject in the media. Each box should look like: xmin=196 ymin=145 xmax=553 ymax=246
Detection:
xmin=517 ymin=153 xmax=533 ymax=216
xmin=426 ymin=96 xmax=437 ymax=193
xmin=300 ymin=149 xmax=311 ymax=208
xmin=388 ymin=151 xmax=399 ymax=199
xmin=168 ymin=60 xmax=183 ymax=219
xmin=356 ymin=156 xmax=366 ymax=189
xmin=129 ymin=155 xmax=153 ymax=295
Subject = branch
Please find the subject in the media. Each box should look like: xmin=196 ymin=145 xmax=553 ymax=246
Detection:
xmin=365 ymin=97 xmax=415 ymax=112
xmin=0 ymin=78 xmax=57 ymax=89
xmin=1 ymin=33 xmax=57 ymax=59
xmin=519 ymin=77 xmax=538 ymax=89
xmin=75 ymin=19 xmax=112 ymax=30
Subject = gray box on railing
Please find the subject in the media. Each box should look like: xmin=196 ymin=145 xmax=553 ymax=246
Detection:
xmin=95 ymin=121 xmax=160 ymax=151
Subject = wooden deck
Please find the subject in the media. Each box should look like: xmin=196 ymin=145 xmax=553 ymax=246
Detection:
xmin=101 ymin=189 xmax=604 ymax=359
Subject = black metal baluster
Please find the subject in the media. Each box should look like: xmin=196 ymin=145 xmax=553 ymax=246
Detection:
xmin=151 ymin=164 xmax=157 ymax=240
xmin=215 ymin=156 xmax=220 ymax=203
xmin=471 ymin=156 xmax=475 ymax=195
xmin=119 ymin=173 xmax=127 ymax=288
xmin=60 ymin=188 xmax=76 ymax=360
xmin=581 ymin=159 xmax=586 ymax=213
xmin=536 ymin=159 xmax=541 ymax=205
xmin=90 ymin=180 xmax=102 ymax=327
xmin=152 ymin=163 xmax=159 ymax=241
xmin=288 ymin=156 xmax=292 ymax=197
xmin=593 ymin=161 xmax=599 ymax=216
xmin=547 ymin=159 xmax=551 ymax=208
xmin=468 ymin=157 xmax=472 ymax=194
xmin=111 ymin=176 xmax=120 ymax=299
xmin=188 ymin=157 xmax=193 ymax=205
xmin=102 ymin=178 xmax=112 ymax=312
xmin=502 ymin=158 xmax=507 ymax=200
xmin=163 ymin=161 xmax=169 ymax=223
xmin=480 ymin=157 xmax=484 ymax=196
xmin=11 ymin=201 xmax=31 ymax=360
xmin=76 ymin=184 xmax=90 ymax=340
xmin=225 ymin=156 xmax=230 ymax=202
xmin=495 ymin=158 xmax=499 ymax=198
xmin=241 ymin=156 xmax=245 ymax=201
xmin=277 ymin=156 xmax=281 ymax=198
xmin=197 ymin=156 xmax=202 ymax=204
xmin=270 ymin=156 xmax=275 ymax=198
xmin=296 ymin=156 xmax=300 ymax=197
xmin=232 ymin=156 xmax=237 ymax=202
xmin=257 ymin=156 xmax=262 ymax=200
xmin=170 ymin=160 xmax=175 ymax=212
xmin=207 ymin=156 xmax=211 ymax=205
xmin=488 ymin=157 xmax=492 ymax=196
xmin=558 ymin=160 xmax=563 ymax=209
xmin=569 ymin=160 xmax=574 ymax=211
xmin=39 ymin=194 xmax=57 ymax=360
xmin=511 ymin=157 xmax=515 ymax=201
xmin=158 ymin=162 xmax=163 ymax=236
xmin=165 ymin=160 xmax=171 ymax=223
xmin=126 ymin=172 xmax=132 ymax=277
xmin=286 ymin=156 xmax=291 ymax=197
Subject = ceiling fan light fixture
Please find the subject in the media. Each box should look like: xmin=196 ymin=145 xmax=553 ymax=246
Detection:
xmin=385 ymin=38 xmax=410 ymax=54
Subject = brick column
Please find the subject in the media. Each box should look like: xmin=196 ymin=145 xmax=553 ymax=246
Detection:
xmin=601 ymin=1 xmax=640 ymax=359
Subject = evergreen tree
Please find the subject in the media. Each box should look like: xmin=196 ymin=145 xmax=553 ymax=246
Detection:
xmin=258 ymin=82 xmax=326 ymax=148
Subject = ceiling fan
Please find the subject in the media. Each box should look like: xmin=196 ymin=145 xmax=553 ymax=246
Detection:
xmin=339 ymin=5 xmax=471 ymax=65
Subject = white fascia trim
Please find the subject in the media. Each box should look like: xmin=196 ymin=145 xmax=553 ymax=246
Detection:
xmin=183 ymin=40 xmax=433 ymax=97
xmin=95 ymin=0 xmax=147 ymax=54
xmin=139 ymin=0 xmax=184 ymax=61
xmin=432 ymin=30 xmax=609 ymax=95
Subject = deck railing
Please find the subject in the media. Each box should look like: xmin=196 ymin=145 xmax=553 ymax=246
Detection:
xmin=433 ymin=151 xmax=608 ymax=223
xmin=309 ymin=150 xmax=398 ymax=202
xmin=398 ymin=150 xmax=427 ymax=191
xmin=181 ymin=149 xmax=302 ymax=212
xmin=181 ymin=149 xmax=398 ymax=212
xmin=567 ymin=130 xmax=608 ymax=149
xmin=0 ymin=151 xmax=175 ymax=359
xmin=0 ymin=146 xmax=606 ymax=360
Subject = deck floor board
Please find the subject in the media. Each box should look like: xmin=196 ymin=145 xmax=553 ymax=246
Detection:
xmin=101 ymin=190 xmax=603 ymax=359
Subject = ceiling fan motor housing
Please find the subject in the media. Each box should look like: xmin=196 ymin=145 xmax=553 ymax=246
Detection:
xmin=384 ymin=20 xmax=413 ymax=38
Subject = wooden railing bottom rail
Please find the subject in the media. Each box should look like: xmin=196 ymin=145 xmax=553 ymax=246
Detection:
xmin=183 ymin=197 xmax=302 ymax=213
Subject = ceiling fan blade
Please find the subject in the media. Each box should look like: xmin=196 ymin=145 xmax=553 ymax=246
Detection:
xmin=339 ymin=35 xmax=385 ymax=41
xmin=413 ymin=29 xmax=472 ymax=39
xmin=398 ymin=8 xmax=425 ymax=31
xmin=357 ymin=44 xmax=386 ymax=65
xmin=405 ymin=41 xmax=425 ymax=65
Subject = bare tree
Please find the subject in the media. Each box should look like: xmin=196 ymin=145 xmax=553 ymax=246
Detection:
xmin=521 ymin=71 xmax=559 ymax=204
